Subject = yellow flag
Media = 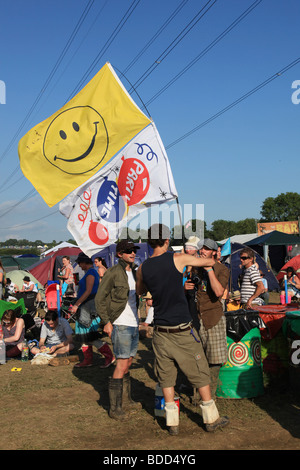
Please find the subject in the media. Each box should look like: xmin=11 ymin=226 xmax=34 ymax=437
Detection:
xmin=18 ymin=63 xmax=151 ymax=207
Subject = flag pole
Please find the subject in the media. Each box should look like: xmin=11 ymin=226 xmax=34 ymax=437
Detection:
xmin=175 ymin=197 xmax=184 ymax=247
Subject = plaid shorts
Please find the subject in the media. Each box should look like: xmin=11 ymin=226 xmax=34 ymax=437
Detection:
xmin=199 ymin=315 xmax=227 ymax=365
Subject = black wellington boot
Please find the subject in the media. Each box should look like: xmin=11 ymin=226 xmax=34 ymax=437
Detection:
xmin=108 ymin=377 xmax=126 ymax=420
xmin=122 ymin=372 xmax=142 ymax=411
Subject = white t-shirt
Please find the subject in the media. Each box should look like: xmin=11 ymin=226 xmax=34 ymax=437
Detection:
xmin=145 ymin=306 xmax=154 ymax=325
xmin=23 ymin=281 xmax=38 ymax=293
xmin=113 ymin=270 xmax=138 ymax=327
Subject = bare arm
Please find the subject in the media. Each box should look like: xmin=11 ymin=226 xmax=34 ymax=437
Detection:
xmin=136 ymin=265 xmax=147 ymax=296
xmin=247 ymin=281 xmax=265 ymax=308
xmin=70 ymin=275 xmax=94 ymax=314
xmin=3 ymin=318 xmax=25 ymax=344
xmin=205 ymin=268 xmax=225 ymax=298
xmin=173 ymin=253 xmax=214 ymax=273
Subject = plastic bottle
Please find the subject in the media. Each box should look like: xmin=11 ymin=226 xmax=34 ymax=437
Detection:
xmin=0 ymin=326 xmax=6 ymax=365
xmin=154 ymin=384 xmax=165 ymax=417
xmin=21 ymin=339 xmax=29 ymax=362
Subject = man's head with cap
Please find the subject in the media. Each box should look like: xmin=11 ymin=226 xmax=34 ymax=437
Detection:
xmin=198 ymin=238 xmax=218 ymax=259
xmin=116 ymin=239 xmax=140 ymax=265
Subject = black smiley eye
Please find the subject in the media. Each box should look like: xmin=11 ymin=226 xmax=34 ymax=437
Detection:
xmin=59 ymin=130 xmax=67 ymax=140
xmin=73 ymin=122 xmax=80 ymax=132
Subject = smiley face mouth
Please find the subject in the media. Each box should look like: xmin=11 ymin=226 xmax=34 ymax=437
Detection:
xmin=54 ymin=121 xmax=99 ymax=163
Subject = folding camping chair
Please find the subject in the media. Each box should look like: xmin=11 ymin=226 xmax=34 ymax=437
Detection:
xmin=61 ymin=296 xmax=77 ymax=323
xmin=45 ymin=282 xmax=62 ymax=314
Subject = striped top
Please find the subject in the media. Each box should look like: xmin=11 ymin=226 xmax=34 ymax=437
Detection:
xmin=240 ymin=264 xmax=264 ymax=305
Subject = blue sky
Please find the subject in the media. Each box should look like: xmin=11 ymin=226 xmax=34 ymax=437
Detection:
xmin=0 ymin=0 xmax=299 ymax=243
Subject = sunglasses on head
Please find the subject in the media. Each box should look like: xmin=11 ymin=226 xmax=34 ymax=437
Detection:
xmin=240 ymin=256 xmax=250 ymax=260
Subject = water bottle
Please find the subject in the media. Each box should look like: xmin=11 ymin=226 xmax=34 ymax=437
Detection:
xmin=0 ymin=325 xmax=6 ymax=365
xmin=21 ymin=339 xmax=29 ymax=362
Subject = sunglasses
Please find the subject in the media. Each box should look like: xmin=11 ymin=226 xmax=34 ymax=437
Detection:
xmin=240 ymin=256 xmax=250 ymax=260
xmin=122 ymin=248 xmax=137 ymax=254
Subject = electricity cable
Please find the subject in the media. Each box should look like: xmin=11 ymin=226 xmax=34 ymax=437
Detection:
xmin=166 ymin=56 xmax=300 ymax=149
xmin=66 ymin=0 xmax=141 ymax=102
xmin=0 ymin=0 xmax=95 ymax=166
xmin=122 ymin=0 xmax=189 ymax=75
xmin=144 ymin=0 xmax=263 ymax=107
xmin=130 ymin=0 xmax=218 ymax=91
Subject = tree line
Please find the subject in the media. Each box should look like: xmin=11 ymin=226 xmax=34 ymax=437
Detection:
xmin=0 ymin=192 xmax=299 ymax=249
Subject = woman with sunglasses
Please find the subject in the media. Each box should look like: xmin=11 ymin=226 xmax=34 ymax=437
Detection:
xmin=1 ymin=309 xmax=25 ymax=358
xmin=239 ymin=248 xmax=265 ymax=309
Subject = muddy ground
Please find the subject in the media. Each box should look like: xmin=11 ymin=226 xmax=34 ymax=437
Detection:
xmin=1 ymin=331 xmax=300 ymax=452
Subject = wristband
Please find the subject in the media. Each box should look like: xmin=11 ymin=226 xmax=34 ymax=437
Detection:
xmin=207 ymin=268 xmax=213 ymax=272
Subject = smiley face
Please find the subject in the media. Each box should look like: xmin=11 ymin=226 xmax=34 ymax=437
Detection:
xmin=43 ymin=106 xmax=109 ymax=174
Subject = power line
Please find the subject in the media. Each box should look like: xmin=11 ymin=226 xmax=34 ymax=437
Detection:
xmin=166 ymin=56 xmax=300 ymax=149
xmin=66 ymin=0 xmax=141 ymax=102
xmin=0 ymin=0 xmax=95 ymax=167
xmin=0 ymin=188 xmax=36 ymax=220
xmin=130 ymin=0 xmax=218 ymax=91
xmin=0 ymin=210 xmax=60 ymax=230
xmin=122 ymin=0 xmax=189 ymax=75
xmin=3 ymin=57 xmax=299 ymax=229
xmin=144 ymin=0 xmax=263 ymax=107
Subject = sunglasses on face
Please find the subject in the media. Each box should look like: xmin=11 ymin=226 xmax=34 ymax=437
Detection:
xmin=240 ymin=256 xmax=250 ymax=260
xmin=122 ymin=248 xmax=137 ymax=254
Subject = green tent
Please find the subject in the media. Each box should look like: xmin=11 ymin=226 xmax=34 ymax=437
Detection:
xmin=0 ymin=298 xmax=27 ymax=320
xmin=246 ymin=230 xmax=300 ymax=246
xmin=6 ymin=270 xmax=43 ymax=291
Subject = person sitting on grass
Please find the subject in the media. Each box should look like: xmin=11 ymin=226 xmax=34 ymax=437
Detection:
xmin=1 ymin=309 xmax=25 ymax=358
xmin=29 ymin=309 xmax=74 ymax=357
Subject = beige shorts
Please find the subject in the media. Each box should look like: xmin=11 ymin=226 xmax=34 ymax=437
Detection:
xmin=152 ymin=326 xmax=211 ymax=389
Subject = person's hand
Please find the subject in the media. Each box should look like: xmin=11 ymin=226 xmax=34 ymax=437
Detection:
xmin=49 ymin=345 xmax=57 ymax=354
xmin=184 ymin=280 xmax=195 ymax=291
xmin=246 ymin=300 xmax=253 ymax=309
xmin=103 ymin=322 xmax=113 ymax=338
xmin=40 ymin=345 xmax=46 ymax=352
xmin=69 ymin=305 xmax=79 ymax=314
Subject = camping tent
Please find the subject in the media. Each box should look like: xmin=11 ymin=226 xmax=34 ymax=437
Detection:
xmin=92 ymin=243 xmax=153 ymax=268
xmin=41 ymin=242 xmax=78 ymax=257
xmin=276 ymin=255 xmax=300 ymax=283
xmin=0 ymin=255 xmax=39 ymax=273
xmin=7 ymin=270 xmax=43 ymax=291
xmin=222 ymin=242 xmax=280 ymax=292
xmin=246 ymin=230 xmax=300 ymax=247
xmin=245 ymin=230 xmax=300 ymax=273
xmin=28 ymin=246 xmax=81 ymax=286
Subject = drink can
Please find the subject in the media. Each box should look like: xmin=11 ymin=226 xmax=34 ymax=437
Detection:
xmin=174 ymin=396 xmax=180 ymax=415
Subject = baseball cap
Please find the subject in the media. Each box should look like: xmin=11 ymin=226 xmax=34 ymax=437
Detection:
xmin=116 ymin=240 xmax=140 ymax=253
xmin=198 ymin=238 xmax=218 ymax=251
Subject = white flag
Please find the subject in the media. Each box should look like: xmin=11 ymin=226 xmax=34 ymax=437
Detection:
xmin=59 ymin=123 xmax=178 ymax=257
